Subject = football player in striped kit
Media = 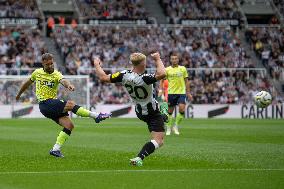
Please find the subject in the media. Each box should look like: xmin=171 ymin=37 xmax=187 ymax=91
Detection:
xmin=93 ymin=52 xmax=168 ymax=166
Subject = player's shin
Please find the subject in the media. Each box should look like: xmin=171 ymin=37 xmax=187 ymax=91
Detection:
xmin=53 ymin=128 xmax=71 ymax=151
xmin=137 ymin=140 xmax=159 ymax=160
xmin=175 ymin=112 xmax=185 ymax=125
xmin=167 ymin=113 xmax=174 ymax=127
xmin=71 ymin=105 xmax=99 ymax=118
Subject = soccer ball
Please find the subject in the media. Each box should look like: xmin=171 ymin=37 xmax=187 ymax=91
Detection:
xmin=254 ymin=91 xmax=272 ymax=108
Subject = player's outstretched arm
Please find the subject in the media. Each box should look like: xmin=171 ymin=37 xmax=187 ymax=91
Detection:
xmin=158 ymin=80 xmax=164 ymax=97
xmin=93 ymin=57 xmax=111 ymax=83
xmin=60 ymin=79 xmax=75 ymax=91
xmin=151 ymin=52 xmax=166 ymax=81
xmin=16 ymin=79 xmax=33 ymax=100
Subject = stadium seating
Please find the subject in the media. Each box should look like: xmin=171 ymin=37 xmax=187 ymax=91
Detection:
xmin=274 ymin=0 xmax=284 ymax=17
xmin=53 ymin=26 xmax=254 ymax=73
xmin=0 ymin=28 xmax=46 ymax=75
xmin=76 ymin=0 xmax=148 ymax=19
xmin=245 ymin=27 xmax=284 ymax=80
xmin=0 ymin=0 xmax=41 ymax=18
xmin=0 ymin=1 xmax=282 ymax=106
xmin=48 ymin=25 xmax=282 ymax=104
xmin=189 ymin=69 xmax=281 ymax=104
xmin=159 ymin=0 xmax=241 ymax=23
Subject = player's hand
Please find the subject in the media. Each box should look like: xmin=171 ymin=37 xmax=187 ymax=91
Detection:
xmin=67 ymin=84 xmax=75 ymax=91
xmin=15 ymin=94 xmax=20 ymax=101
xmin=93 ymin=57 xmax=101 ymax=67
xmin=187 ymin=93 xmax=193 ymax=101
xmin=151 ymin=52 xmax=161 ymax=61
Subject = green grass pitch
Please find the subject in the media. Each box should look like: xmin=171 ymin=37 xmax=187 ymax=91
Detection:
xmin=0 ymin=118 xmax=284 ymax=189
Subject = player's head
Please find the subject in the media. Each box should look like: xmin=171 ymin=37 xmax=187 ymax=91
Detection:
xmin=42 ymin=53 xmax=54 ymax=73
xmin=170 ymin=52 xmax=179 ymax=66
xmin=130 ymin=52 xmax=147 ymax=72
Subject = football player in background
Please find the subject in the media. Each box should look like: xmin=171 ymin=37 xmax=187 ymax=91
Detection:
xmin=160 ymin=52 xmax=192 ymax=135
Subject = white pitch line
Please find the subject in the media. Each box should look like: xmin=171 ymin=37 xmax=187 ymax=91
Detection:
xmin=0 ymin=169 xmax=284 ymax=175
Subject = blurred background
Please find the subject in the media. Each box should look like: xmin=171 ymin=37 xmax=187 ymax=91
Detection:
xmin=0 ymin=0 xmax=283 ymax=118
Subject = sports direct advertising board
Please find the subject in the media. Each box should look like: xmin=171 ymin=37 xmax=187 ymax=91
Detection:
xmin=0 ymin=104 xmax=283 ymax=119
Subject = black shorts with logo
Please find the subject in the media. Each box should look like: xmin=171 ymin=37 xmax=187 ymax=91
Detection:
xmin=136 ymin=110 xmax=165 ymax=132
xmin=39 ymin=99 xmax=69 ymax=124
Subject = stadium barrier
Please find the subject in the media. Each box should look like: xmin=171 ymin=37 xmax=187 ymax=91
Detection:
xmin=1 ymin=104 xmax=283 ymax=119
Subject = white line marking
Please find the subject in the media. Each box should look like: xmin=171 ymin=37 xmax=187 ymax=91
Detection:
xmin=0 ymin=169 xmax=284 ymax=175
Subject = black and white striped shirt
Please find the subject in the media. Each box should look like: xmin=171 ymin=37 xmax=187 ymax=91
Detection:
xmin=110 ymin=70 xmax=158 ymax=116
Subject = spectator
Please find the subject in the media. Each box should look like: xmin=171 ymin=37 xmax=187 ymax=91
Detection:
xmin=0 ymin=28 xmax=46 ymax=75
xmin=77 ymin=0 xmax=148 ymax=19
xmin=160 ymin=0 xmax=241 ymax=24
xmin=0 ymin=0 xmax=40 ymax=18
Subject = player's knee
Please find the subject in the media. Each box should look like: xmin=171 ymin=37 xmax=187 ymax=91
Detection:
xmin=65 ymin=100 xmax=76 ymax=111
xmin=67 ymin=100 xmax=75 ymax=107
xmin=157 ymin=139 xmax=164 ymax=147
xmin=66 ymin=122 xmax=74 ymax=130
xmin=152 ymin=138 xmax=164 ymax=148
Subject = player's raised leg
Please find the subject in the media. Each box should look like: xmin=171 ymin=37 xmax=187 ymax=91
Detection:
xmin=63 ymin=100 xmax=111 ymax=123
xmin=130 ymin=131 xmax=164 ymax=166
xmin=50 ymin=116 xmax=74 ymax=157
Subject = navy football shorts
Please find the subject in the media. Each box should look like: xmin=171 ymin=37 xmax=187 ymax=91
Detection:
xmin=39 ymin=99 xmax=69 ymax=123
xmin=168 ymin=94 xmax=186 ymax=107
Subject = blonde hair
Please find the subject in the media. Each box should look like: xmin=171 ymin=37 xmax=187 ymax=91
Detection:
xmin=130 ymin=52 xmax=146 ymax=66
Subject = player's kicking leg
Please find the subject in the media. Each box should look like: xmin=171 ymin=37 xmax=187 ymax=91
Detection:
xmin=63 ymin=100 xmax=111 ymax=123
xmin=130 ymin=113 xmax=164 ymax=166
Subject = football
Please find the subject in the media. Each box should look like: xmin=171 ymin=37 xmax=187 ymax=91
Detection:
xmin=254 ymin=91 xmax=272 ymax=108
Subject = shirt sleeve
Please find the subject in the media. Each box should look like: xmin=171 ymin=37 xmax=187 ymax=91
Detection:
xmin=142 ymin=73 xmax=157 ymax=85
xmin=110 ymin=71 xmax=124 ymax=83
xmin=30 ymin=70 xmax=37 ymax=82
xmin=183 ymin=67 xmax=188 ymax=78
xmin=56 ymin=71 xmax=64 ymax=83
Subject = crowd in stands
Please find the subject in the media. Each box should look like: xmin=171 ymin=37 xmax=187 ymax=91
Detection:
xmin=0 ymin=28 xmax=46 ymax=75
xmin=0 ymin=0 xmax=283 ymax=105
xmin=245 ymin=27 xmax=284 ymax=80
xmin=50 ymin=25 xmax=282 ymax=105
xmin=189 ymin=69 xmax=282 ymax=104
xmin=0 ymin=0 xmax=40 ymax=18
xmin=1 ymin=68 xmax=282 ymax=105
xmin=274 ymin=0 xmax=284 ymax=18
xmin=160 ymin=0 xmax=241 ymax=24
xmin=76 ymin=0 xmax=147 ymax=19
xmin=53 ymin=26 xmax=253 ymax=75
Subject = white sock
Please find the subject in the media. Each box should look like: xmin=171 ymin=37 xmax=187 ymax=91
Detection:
xmin=90 ymin=111 xmax=99 ymax=118
xmin=52 ymin=143 xmax=61 ymax=151
xmin=151 ymin=140 xmax=159 ymax=149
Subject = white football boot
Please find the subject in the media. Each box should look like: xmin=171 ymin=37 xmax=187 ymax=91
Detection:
xmin=172 ymin=125 xmax=180 ymax=135
xmin=166 ymin=126 xmax=171 ymax=136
